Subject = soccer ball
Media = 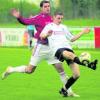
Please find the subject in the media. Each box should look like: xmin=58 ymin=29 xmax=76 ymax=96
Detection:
xmin=79 ymin=52 xmax=91 ymax=64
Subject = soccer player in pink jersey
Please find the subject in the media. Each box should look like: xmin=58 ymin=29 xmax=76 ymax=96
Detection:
xmin=2 ymin=0 xmax=78 ymax=97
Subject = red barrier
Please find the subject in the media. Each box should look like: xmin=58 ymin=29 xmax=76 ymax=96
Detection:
xmin=0 ymin=32 xmax=2 ymax=45
xmin=94 ymin=27 xmax=100 ymax=48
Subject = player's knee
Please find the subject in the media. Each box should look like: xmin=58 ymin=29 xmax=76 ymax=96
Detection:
xmin=53 ymin=63 xmax=64 ymax=73
xmin=73 ymin=73 xmax=80 ymax=79
xmin=55 ymin=65 xmax=64 ymax=72
xmin=26 ymin=70 xmax=33 ymax=74
xmin=26 ymin=66 xmax=36 ymax=74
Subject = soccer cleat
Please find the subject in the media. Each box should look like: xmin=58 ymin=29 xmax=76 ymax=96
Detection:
xmin=88 ymin=59 xmax=98 ymax=70
xmin=2 ymin=66 xmax=12 ymax=80
xmin=82 ymin=60 xmax=89 ymax=66
xmin=59 ymin=88 xmax=68 ymax=97
xmin=68 ymin=92 xmax=80 ymax=97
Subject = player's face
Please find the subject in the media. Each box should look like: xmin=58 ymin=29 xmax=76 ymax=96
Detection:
xmin=53 ymin=15 xmax=63 ymax=25
xmin=41 ymin=3 xmax=50 ymax=14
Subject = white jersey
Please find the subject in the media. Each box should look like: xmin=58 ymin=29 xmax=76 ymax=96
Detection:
xmin=41 ymin=22 xmax=74 ymax=54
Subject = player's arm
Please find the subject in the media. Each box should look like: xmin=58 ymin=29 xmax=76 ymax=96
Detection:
xmin=40 ymin=25 xmax=52 ymax=39
xmin=71 ymin=28 xmax=90 ymax=42
xmin=11 ymin=8 xmax=37 ymax=25
xmin=40 ymin=30 xmax=53 ymax=39
xmin=64 ymin=26 xmax=90 ymax=42
xmin=17 ymin=17 xmax=37 ymax=25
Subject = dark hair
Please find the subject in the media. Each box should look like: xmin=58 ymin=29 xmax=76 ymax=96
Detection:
xmin=54 ymin=11 xmax=63 ymax=16
xmin=40 ymin=0 xmax=50 ymax=7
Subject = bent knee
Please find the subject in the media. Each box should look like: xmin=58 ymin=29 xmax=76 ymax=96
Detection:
xmin=55 ymin=65 xmax=64 ymax=73
xmin=25 ymin=66 xmax=36 ymax=74
xmin=73 ymin=73 xmax=80 ymax=79
xmin=53 ymin=63 xmax=64 ymax=73
xmin=26 ymin=70 xmax=33 ymax=74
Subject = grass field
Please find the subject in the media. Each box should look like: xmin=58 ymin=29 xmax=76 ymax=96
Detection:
xmin=0 ymin=47 xmax=100 ymax=100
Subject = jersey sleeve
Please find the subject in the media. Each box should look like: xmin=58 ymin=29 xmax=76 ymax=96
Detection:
xmin=64 ymin=26 xmax=74 ymax=41
xmin=17 ymin=15 xmax=38 ymax=25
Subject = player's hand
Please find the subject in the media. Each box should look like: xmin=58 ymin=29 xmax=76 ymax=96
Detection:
xmin=47 ymin=30 xmax=53 ymax=36
xmin=82 ymin=28 xmax=90 ymax=34
xmin=10 ymin=8 xmax=21 ymax=18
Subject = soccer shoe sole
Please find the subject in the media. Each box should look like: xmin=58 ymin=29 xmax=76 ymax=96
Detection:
xmin=68 ymin=92 xmax=80 ymax=97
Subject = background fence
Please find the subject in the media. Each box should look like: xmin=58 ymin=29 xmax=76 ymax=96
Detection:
xmin=59 ymin=0 xmax=100 ymax=19
xmin=0 ymin=0 xmax=100 ymax=24
xmin=0 ymin=27 xmax=100 ymax=48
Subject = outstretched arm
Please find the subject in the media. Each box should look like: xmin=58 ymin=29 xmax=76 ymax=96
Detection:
xmin=11 ymin=8 xmax=37 ymax=25
xmin=71 ymin=28 xmax=90 ymax=42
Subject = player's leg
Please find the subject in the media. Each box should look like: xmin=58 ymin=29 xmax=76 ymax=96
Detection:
xmin=53 ymin=63 xmax=79 ymax=97
xmin=29 ymin=36 xmax=32 ymax=48
xmin=29 ymin=39 xmax=32 ymax=48
xmin=2 ymin=54 xmax=39 ymax=78
xmin=28 ymin=30 xmax=33 ymax=48
xmin=1 ymin=64 xmax=37 ymax=80
xmin=57 ymin=59 xmax=80 ymax=97
xmin=2 ymin=43 xmax=42 ymax=79
xmin=61 ymin=49 xmax=97 ymax=70
xmin=47 ymin=50 xmax=68 ymax=88
xmin=20 ymin=43 xmax=42 ymax=73
xmin=64 ymin=60 xmax=80 ymax=97
xmin=53 ymin=63 xmax=69 ymax=85
xmin=60 ymin=63 xmax=80 ymax=97
xmin=30 ymin=31 xmax=33 ymax=48
xmin=25 ymin=43 xmax=45 ymax=74
xmin=47 ymin=52 xmax=78 ymax=97
xmin=1 ymin=56 xmax=41 ymax=79
xmin=2 ymin=65 xmax=27 ymax=79
xmin=30 ymin=30 xmax=34 ymax=48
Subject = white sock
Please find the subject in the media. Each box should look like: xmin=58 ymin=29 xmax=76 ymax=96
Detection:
xmin=9 ymin=65 xmax=27 ymax=73
xmin=59 ymin=72 xmax=73 ymax=93
xmin=60 ymin=72 xmax=68 ymax=84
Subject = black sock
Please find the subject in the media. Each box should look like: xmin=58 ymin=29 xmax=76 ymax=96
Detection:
xmin=65 ymin=76 xmax=78 ymax=90
xmin=73 ymin=57 xmax=96 ymax=69
xmin=30 ymin=40 xmax=32 ymax=47
xmin=73 ymin=57 xmax=85 ymax=66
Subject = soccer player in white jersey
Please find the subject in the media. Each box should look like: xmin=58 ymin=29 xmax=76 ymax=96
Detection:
xmin=40 ymin=11 xmax=98 ymax=96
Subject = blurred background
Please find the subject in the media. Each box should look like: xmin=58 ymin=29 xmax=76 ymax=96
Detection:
xmin=0 ymin=0 xmax=100 ymax=25
xmin=0 ymin=0 xmax=100 ymax=48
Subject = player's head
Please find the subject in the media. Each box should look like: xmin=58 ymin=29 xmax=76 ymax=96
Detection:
xmin=40 ymin=0 xmax=50 ymax=14
xmin=53 ymin=11 xmax=64 ymax=25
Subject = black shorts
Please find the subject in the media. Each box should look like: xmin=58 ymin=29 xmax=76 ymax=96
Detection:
xmin=55 ymin=48 xmax=74 ymax=65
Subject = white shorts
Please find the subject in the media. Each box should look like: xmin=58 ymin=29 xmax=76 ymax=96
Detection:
xmin=29 ymin=43 xmax=60 ymax=66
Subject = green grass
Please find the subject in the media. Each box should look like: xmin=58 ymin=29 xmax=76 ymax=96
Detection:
xmin=0 ymin=47 xmax=100 ymax=100
xmin=0 ymin=23 xmax=25 ymax=28
xmin=63 ymin=19 xmax=100 ymax=26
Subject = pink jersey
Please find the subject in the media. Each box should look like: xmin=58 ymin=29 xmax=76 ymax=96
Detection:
xmin=17 ymin=13 xmax=52 ymax=44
